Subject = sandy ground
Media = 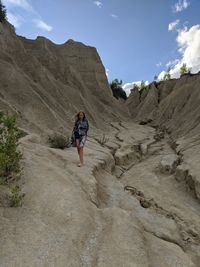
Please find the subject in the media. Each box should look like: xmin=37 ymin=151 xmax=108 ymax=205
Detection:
xmin=0 ymin=121 xmax=200 ymax=267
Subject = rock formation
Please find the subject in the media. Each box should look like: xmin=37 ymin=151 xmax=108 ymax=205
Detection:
xmin=0 ymin=22 xmax=127 ymax=135
xmin=0 ymin=21 xmax=200 ymax=267
xmin=126 ymin=74 xmax=200 ymax=138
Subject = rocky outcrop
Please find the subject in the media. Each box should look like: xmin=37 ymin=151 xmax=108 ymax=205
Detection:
xmin=0 ymin=22 xmax=127 ymax=135
xmin=1 ymin=122 xmax=199 ymax=266
xmin=1 ymin=20 xmax=200 ymax=267
xmin=126 ymin=73 xmax=200 ymax=241
xmin=126 ymin=74 xmax=200 ymax=138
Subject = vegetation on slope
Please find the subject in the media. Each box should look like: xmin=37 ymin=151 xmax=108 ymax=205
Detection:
xmin=0 ymin=112 xmax=26 ymax=206
xmin=110 ymin=79 xmax=127 ymax=100
xmin=153 ymin=63 xmax=191 ymax=83
xmin=0 ymin=0 xmax=6 ymax=23
xmin=48 ymin=133 xmax=71 ymax=149
xmin=180 ymin=63 xmax=191 ymax=76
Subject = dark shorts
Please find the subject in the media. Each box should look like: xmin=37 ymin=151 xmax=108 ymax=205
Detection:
xmin=73 ymin=132 xmax=87 ymax=148
xmin=74 ymin=132 xmax=80 ymax=139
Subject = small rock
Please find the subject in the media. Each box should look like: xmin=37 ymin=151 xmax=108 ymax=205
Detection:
xmin=140 ymin=198 xmax=151 ymax=208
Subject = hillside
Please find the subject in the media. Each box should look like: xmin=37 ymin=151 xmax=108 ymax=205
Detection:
xmin=0 ymin=22 xmax=128 ymax=135
xmin=126 ymin=73 xmax=200 ymax=138
xmin=0 ymin=21 xmax=200 ymax=267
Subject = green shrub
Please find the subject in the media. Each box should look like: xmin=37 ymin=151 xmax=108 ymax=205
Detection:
xmin=0 ymin=113 xmax=24 ymax=207
xmin=0 ymin=114 xmax=23 ymax=184
xmin=0 ymin=0 xmax=7 ymax=23
xmin=140 ymin=80 xmax=146 ymax=90
xmin=180 ymin=63 xmax=190 ymax=76
xmin=110 ymin=79 xmax=127 ymax=100
xmin=132 ymin=81 xmax=148 ymax=92
xmin=9 ymin=185 xmax=24 ymax=207
xmin=48 ymin=133 xmax=71 ymax=149
xmin=163 ymin=69 xmax=171 ymax=80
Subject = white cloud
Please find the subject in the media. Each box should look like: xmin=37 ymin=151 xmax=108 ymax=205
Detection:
xmin=158 ymin=24 xmax=200 ymax=79
xmin=3 ymin=0 xmax=33 ymax=12
xmin=123 ymin=81 xmax=149 ymax=96
xmin=93 ymin=1 xmax=103 ymax=8
xmin=33 ymin=19 xmax=53 ymax=32
xmin=3 ymin=0 xmax=53 ymax=32
xmin=156 ymin=62 xmax=162 ymax=67
xmin=111 ymin=14 xmax=118 ymax=19
xmin=173 ymin=0 xmax=190 ymax=13
xmin=168 ymin=20 xmax=180 ymax=31
xmin=158 ymin=71 xmax=166 ymax=81
xmin=7 ymin=12 xmax=24 ymax=28
xmin=105 ymin=69 xmax=109 ymax=78
xmin=123 ymin=83 xmax=135 ymax=96
xmin=166 ymin=59 xmax=179 ymax=68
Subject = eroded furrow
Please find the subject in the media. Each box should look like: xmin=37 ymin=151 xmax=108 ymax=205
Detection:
xmin=87 ymin=122 xmax=200 ymax=266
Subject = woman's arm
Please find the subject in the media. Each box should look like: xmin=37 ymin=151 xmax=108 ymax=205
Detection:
xmin=86 ymin=120 xmax=89 ymax=133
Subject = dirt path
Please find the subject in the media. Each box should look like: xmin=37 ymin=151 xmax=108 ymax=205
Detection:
xmin=1 ymin=122 xmax=199 ymax=267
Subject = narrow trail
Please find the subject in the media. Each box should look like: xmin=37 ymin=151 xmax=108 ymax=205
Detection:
xmin=81 ymin=121 xmax=200 ymax=267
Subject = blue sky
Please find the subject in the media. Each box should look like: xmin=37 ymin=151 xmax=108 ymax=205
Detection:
xmin=3 ymin=0 xmax=200 ymax=94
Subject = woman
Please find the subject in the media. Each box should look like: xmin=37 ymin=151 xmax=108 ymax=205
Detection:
xmin=71 ymin=111 xmax=89 ymax=167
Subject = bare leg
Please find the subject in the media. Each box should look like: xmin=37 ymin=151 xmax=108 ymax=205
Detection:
xmin=76 ymin=139 xmax=80 ymax=155
xmin=76 ymin=139 xmax=83 ymax=166
xmin=79 ymin=147 xmax=84 ymax=165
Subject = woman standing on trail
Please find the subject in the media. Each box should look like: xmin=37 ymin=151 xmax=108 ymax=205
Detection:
xmin=71 ymin=111 xmax=89 ymax=167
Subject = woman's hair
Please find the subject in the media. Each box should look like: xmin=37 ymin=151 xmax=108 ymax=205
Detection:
xmin=75 ymin=111 xmax=86 ymax=121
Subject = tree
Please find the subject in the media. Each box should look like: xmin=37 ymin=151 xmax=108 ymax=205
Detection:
xmin=131 ymin=84 xmax=140 ymax=93
xmin=130 ymin=81 xmax=147 ymax=92
xmin=140 ymin=80 xmax=146 ymax=90
xmin=163 ymin=72 xmax=171 ymax=81
xmin=110 ymin=79 xmax=123 ymax=89
xmin=110 ymin=79 xmax=127 ymax=100
xmin=180 ymin=63 xmax=190 ymax=76
xmin=0 ymin=0 xmax=7 ymax=23
xmin=163 ymin=67 xmax=171 ymax=81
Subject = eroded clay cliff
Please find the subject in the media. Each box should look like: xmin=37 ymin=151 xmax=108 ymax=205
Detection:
xmin=1 ymin=21 xmax=200 ymax=267
xmin=0 ymin=22 xmax=127 ymax=135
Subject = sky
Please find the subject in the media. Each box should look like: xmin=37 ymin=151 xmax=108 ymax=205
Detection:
xmin=3 ymin=0 xmax=200 ymax=95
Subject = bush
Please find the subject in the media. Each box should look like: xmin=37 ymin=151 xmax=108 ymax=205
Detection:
xmin=0 ymin=0 xmax=7 ymax=23
xmin=140 ymin=80 xmax=146 ymax=90
xmin=131 ymin=81 xmax=148 ymax=93
xmin=180 ymin=63 xmax=190 ymax=76
xmin=110 ymin=79 xmax=127 ymax=100
xmin=48 ymin=133 xmax=71 ymax=149
xmin=163 ymin=70 xmax=171 ymax=81
xmin=9 ymin=185 xmax=24 ymax=207
xmin=0 ymin=114 xmax=23 ymax=184
xmin=0 ymin=113 xmax=24 ymax=207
